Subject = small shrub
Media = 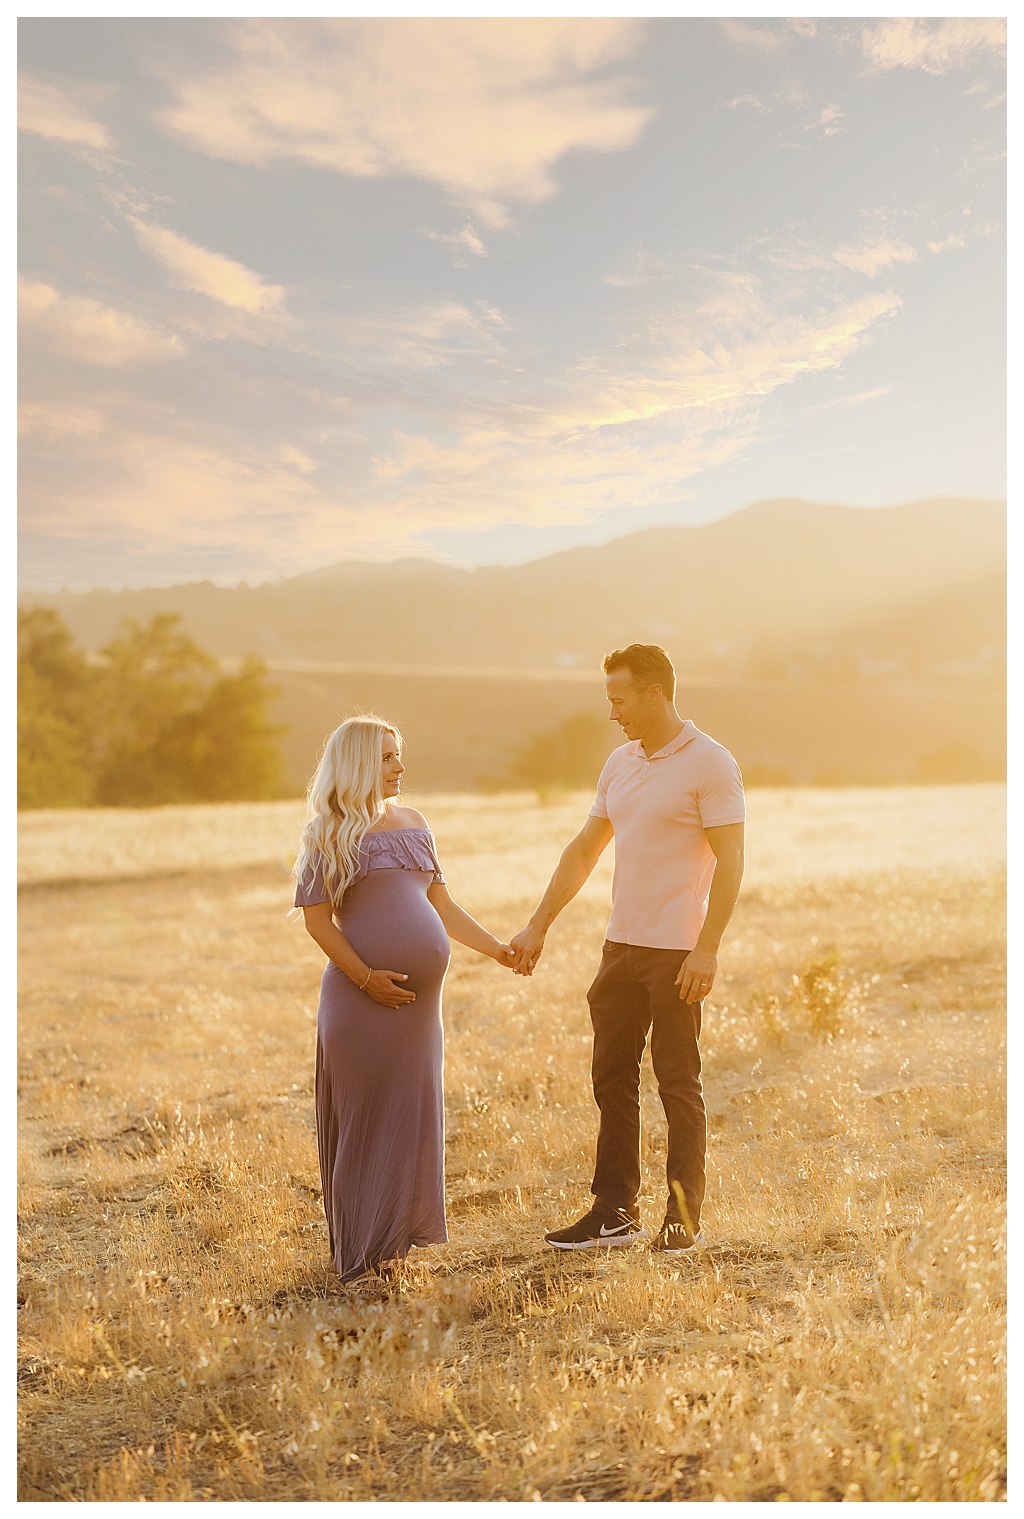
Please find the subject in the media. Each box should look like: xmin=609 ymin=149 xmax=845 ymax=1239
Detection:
xmin=794 ymin=949 xmax=853 ymax=1039
xmin=748 ymin=990 xmax=790 ymax=1048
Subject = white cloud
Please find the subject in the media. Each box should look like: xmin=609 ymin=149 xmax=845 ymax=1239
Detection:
xmin=18 ymin=278 xmax=184 ymax=366
xmin=334 ymin=298 xmax=510 ymax=373
xmin=155 ymin=18 xmax=653 ymax=227
xmin=807 ymin=104 xmax=845 ymax=138
xmin=343 ymin=275 xmax=904 ymax=543
xmin=763 ymin=229 xmax=920 ymax=280
xmin=128 ymin=217 xmax=285 ymax=313
xmin=718 ymin=19 xmax=785 ymax=52
xmin=724 ymin=80 xmax=839 ymax=139
xmin=833 ymin=236 xmax=919 ymax=278
xmin=804 ymin=385 xmax=896 ymax=416
xmin=725 ymin=94 xmax=769 ymax=113
xmin=550 ymin=280 xmax=901 ymax=435
xmin=19 ymin=264 xmax=903 ymax=569
xmin=927 ymin=232 xmax=968 ymax=255
xmin=18 ymin=75 xmax=111 ymax=151
xmin=860 ymin=18 xmax=1006 ymax=75
xmin=422 ymin=222 xmax=489 ymax=263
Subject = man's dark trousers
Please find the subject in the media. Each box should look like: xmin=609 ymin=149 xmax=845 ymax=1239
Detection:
xmin=586 ymin=939 xmax=705 ymax=1232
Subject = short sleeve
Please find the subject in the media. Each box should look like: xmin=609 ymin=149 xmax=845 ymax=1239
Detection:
xmin=427 ymin=833 xmax=445 ymax=886
xmin=293 ymin=851 xmax=332 ymax=908
xmin=697 ymin=746 xmax=746 ymax=829
xmin=589 ymin=756 xmax=611 ymax=820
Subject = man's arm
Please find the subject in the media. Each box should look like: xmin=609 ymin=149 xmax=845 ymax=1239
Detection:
xmin=509 ymin=814 xmax=614 ymax=975
xmin=675 ymin=822 xmax=745 ymax=1004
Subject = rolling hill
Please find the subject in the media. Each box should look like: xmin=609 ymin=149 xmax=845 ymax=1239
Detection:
xmin=20 ymin=498 xmax=1005 ymax=690
xmin=20 ymin=497 xmax=1005 ymax=790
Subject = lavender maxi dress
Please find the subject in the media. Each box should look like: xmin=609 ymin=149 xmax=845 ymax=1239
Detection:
xmin=294 ymin=827 xmax=450 ymax=1281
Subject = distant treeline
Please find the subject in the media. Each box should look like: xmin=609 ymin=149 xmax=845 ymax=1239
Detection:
xmin=18 ymin=609 xmax=285 ymax=809
xmin=492 ymin=714 xmax=1003 ymax=798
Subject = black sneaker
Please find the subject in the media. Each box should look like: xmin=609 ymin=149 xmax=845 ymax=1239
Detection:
xmin=652 ymin=1221 xmax=704 ymax=1254
xmin=545 ymin=1206 xmax=646 ymax=1250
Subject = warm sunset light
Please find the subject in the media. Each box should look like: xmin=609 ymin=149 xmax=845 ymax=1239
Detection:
xmin=18 ymin=16 xmax=1005 ymax=1505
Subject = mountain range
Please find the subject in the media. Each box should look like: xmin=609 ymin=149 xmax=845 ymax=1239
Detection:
xmin=21 ymin=498 xmax=1006 ymax=691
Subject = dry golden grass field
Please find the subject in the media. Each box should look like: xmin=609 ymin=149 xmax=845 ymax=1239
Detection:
xmin=18 ymin=785 xmax=1006 ymax=1501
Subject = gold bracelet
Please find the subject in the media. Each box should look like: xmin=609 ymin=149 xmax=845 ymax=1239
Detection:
xmin=359 ymin=968 xmax=373 ymax=990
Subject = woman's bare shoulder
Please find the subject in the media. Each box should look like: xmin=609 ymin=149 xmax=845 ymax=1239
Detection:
xmin=391 ymin=803 xmax=430 ymax=829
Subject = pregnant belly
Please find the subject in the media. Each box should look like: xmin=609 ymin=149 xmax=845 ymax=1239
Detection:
xmin=336 ymin=872 xmax=450 ymax=996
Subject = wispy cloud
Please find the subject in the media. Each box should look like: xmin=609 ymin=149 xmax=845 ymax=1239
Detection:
xmin=761 ymin=223 xmax=922 ymax=280
xmin=718 ymin=19 xmax=785 ymax=53
xmin=725 ymin=93 xmax=770 ymax=113
xmin=724 ymin=81 xmax=841 ymax=140
xmin=807 ymin=104 xmax=845 ymax=139
xmin=927 ymin=231 xmax=968 ymax=255
xmin=333 ymin=298 xmax=510 ymax=373
xmin=19 ymin=260 xmax=903 ymax=572
xmin=18 ymin=75 xmax=112 ymax=151
xmin=421 ymin=222 xmax=490 ymax=265
xmin=338 ymin=273 xmax=904 ymax=548
xmin=833 ymin=236 xmax=918 ymax=278
xmin=804 ymin=384 xmax=896 ymax=416
xmin=860 ymin=18 xmax=1006 ymax=75
xmin=18 ymin=278 xmax=184 ymax=366
xmin=551 ymin=278 xmax=901 ymax=435
xmin=128 ymin=217 xmax=285 ymax=313
xmin=154 ymin=19 xmax=653 ymax=228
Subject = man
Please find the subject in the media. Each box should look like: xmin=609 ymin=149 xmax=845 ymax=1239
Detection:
xmin=510 ymin=643 xmax=745 ymax=1254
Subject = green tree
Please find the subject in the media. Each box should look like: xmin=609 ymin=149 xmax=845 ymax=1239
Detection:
xmin=158 ymin=657 xmax=285 ymax=802
xmin=93 ymin=614 xmax=219 ymax=804
xmin=93 ymin=615 xmax=284 ymax=805
xmin=18 ymin=608 xmax=287 ymax=808
xmin=17 ymin=608 xmax=96 ymax=807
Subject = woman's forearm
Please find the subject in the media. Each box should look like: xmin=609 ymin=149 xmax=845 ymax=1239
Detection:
xmin=435 ymin=899 xmax=503 ymax=958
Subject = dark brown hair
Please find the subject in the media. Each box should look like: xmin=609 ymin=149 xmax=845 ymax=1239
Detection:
xmin=602 ymin=643 xmax=676 ymax=702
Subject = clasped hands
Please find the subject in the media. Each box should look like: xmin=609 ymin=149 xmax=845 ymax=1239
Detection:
xmin=503 ymin=928 xmax=717 ymax=1003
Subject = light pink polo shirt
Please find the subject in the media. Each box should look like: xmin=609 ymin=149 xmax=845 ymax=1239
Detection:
xmin=589 ymin=720 xmax=745 ymax=950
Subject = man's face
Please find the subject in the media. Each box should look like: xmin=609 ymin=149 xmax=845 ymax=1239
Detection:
xmin=605 ymin=666 xmax=656 ymax=739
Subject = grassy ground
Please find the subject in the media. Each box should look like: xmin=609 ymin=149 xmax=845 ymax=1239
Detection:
xmin=18 ymin=786 xmax=1006 ymax=1500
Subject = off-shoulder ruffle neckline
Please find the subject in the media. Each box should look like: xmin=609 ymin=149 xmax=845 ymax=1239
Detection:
xmin=364 ymin=825 xmax=432 ymax=838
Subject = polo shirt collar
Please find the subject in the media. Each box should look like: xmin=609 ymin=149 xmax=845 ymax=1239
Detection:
xmin=631 ymin=719 xmax=700 ymax=761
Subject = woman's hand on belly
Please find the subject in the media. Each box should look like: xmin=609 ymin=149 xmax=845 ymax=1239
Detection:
xmin=363 ymin=969 xmax=417 ymax=1008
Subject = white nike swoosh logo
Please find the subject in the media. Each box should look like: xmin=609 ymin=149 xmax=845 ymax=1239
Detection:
xmin=599 ymin=1221 xmax=632 ymax=1236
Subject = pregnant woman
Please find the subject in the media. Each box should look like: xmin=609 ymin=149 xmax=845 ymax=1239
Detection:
xmin=293 ymin=715 xmax=512 ymax=1283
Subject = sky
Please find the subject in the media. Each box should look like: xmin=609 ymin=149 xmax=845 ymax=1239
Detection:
xmin=18 ymin=15 xmax=1006 ymax=591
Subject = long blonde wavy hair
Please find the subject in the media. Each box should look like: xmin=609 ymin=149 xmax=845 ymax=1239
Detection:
xmin=292 ymin=714 xmax=402 ymax=912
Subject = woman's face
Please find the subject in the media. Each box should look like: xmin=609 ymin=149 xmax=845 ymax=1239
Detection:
xmin=381 ymin=732 xmax=405 ymax=798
